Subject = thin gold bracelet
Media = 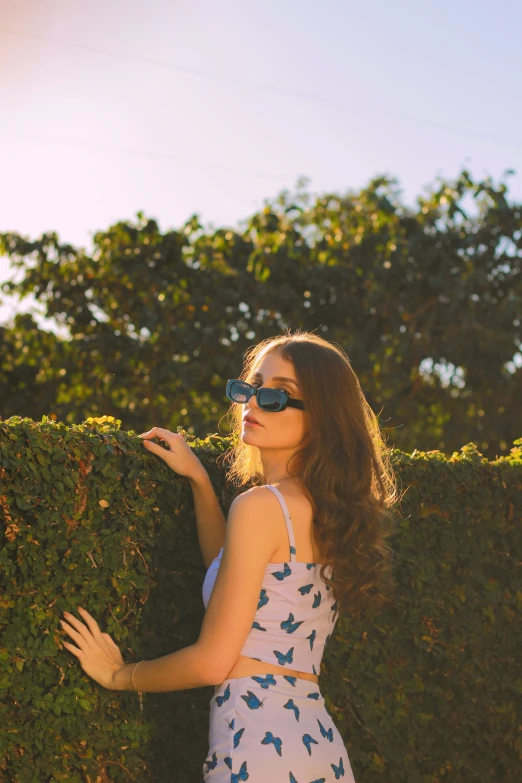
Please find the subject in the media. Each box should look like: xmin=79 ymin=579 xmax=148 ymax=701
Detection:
xmin=131 ymin=660 xmax=145 ymax=713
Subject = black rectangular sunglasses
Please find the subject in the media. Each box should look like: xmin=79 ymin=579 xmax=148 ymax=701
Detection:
xmin=225 ymin=379 xmax=305 ymax=412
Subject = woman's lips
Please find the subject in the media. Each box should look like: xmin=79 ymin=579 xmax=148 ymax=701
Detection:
xmin=244 ymin=419 xmax=262 ymax=427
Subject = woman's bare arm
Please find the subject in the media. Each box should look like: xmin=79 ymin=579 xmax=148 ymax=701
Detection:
xmin=138 ymin=428 xmax=227 ymax=569
xmin=189 ymin=469 xmax=227 ymax=569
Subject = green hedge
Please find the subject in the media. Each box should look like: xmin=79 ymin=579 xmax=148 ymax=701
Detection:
xmin=0 ymin=415 xmax=520 ymax=782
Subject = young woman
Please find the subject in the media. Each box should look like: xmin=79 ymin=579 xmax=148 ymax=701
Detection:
xmin=60 ymin=331 xmax=399 ymax=782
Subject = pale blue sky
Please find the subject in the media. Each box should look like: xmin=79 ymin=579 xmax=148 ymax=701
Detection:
xmin=1 ymin=0 xmax=521 ymax=331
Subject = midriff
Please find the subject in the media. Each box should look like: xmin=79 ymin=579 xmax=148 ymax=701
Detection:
xmin=218 ymin=656 xmax=319 ymax=687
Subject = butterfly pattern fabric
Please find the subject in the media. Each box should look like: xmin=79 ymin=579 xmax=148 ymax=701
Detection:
xmin=203 ymin=673 xmax=356 ymax=782
xmin=202 ymin=484 xmax=339 ymax=674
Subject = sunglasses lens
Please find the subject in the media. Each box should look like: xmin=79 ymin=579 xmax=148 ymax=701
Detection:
xmin=228 ymin=381 xmax=251 ymax=403
xmin=257 ymin=388 xmax=284 ymax=411
xmin=227 ymin=380 xmax=285 ymax=411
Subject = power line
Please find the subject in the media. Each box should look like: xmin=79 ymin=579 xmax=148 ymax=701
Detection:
xmin=0 ymin=128 xmax=294 ymax=180
xmin=4 ymin=28 xmax=522 ymax=150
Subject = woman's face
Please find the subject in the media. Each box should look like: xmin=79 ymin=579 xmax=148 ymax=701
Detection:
xmin=241 ymin=352 xmax=307 ymax=450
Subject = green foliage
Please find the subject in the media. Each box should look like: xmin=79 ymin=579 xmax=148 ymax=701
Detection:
xmin=0 ymin=417 xmax=521 ymax=781
xmin=1 ymin=169 xmax=521 ymax=460
xmin=0 ymin=416 xmax=233 ymax=782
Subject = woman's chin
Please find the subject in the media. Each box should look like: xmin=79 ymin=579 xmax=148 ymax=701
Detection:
xmin=241 ymin=427 xmax=262 ymax=440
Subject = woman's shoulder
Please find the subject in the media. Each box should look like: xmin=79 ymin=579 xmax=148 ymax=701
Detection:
xmin=233 ymin=479 xmax=311 ymax=510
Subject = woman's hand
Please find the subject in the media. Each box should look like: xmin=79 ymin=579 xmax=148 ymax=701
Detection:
xmin=138 ymin=427 xmax=206 ymax=480
xmin=60 ymin=607 xmax=126 ymax=690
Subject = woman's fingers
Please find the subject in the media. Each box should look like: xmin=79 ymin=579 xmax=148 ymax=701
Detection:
xmin=62 ymin=612 xmax=90 ymax=640
xmin=138 ymin=430 xmax=171 ymax=460
xmin=62 ymin=608 xmax=101 ymax=647
xmin=139 ymin=427 xmax=166 ymax=439
xmin=60 ymin=619 xmax=87 ymax=651
xmin=138 ymin=427 xmax=182 ymax=439
xmin=61 ymin=613 xmax=123 ymax=660
xmin=76 ymin=606 xmax=103 ymax=638
xmin=137 ymin=427 xmax=199 ymax=477
xmin=62 ymin=640 xmax=83 ymax=658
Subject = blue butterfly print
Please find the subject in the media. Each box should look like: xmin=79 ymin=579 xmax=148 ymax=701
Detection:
xmin=310 ymin=779 xmax=326 ymax=783
xmin=224 ymin=756 xmax=233 ymax=769
xmin=231 ymin=760 xmax=249 ymax=782
xmin=233 ymin=727 xmax=245 ymax=748
xmin=307 ymin=628 xmax=317 ymax=650
xmin=283 ymin=697 xmax=300 ymax=721
xmin=331 ymin=757 xmax=345 ymax=779
xmin=313 ymin=664 xmax=317 ymax=675
xmin=312 ymin=590 xmax=322 ymax=608
xmin=272 ymin=562 xmax=292 ymax=580
xmin=302 ymin=733 xmax=319 ymax=756
xmin=317 ymin=719 xmax=333 ymax=742
xmin=252 ymin=621 xmax=267 ymax=631
xmin=251 ymin=674 xmax=276 ymax=689
xmin=258 ymin=589 xmax=269 ymax=609
xmin=203 ymin=751 xmax=218 ymax=772
xmin=306 ymin=563 xmax=316 ymax=570
xmin=283 ymin=675 xmax=297 ymax=686
xmin=325 ymin=582 xmax=331 ymax=591
xmin=225 ymin=717 xmax=235 ymax=730
xmin=273 ymin=647 xmax=294 ymax=666
xmin=240 ymin=690 xmax=266 ymax=710
xmin=307 ymin=691 xmax=320 ymax=700
xmin=215 ymin=683 xmax=230 ymax=707
xmin=331 ymin=600 xmax=338 ymax=612
xmin=281 ymin=612 xmax=304 ymax=634
xmin=298 ymin=582 xmax=314 ymax=595
xmin=261 ymin=731 xmax=283 ymax=757
xmin=290 ymin=545 xmax=296 ymax=555
xmin=289 ymin=773 xmax=298 ymax=783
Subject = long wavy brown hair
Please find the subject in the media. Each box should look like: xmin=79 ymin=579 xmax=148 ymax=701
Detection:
xmin=222 ymin=329 xmax=402 ymax=621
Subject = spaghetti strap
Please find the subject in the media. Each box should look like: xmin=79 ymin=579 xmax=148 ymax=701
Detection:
xmin=264 ymin=484 xmax=297 ymax=561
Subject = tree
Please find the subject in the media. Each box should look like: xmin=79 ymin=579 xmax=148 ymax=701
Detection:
xmin=1 ymin=168 xmax=521 ymax=460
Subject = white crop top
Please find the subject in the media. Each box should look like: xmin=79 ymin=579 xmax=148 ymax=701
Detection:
xmin=201 ymin=484 xmax=339 ymax=675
